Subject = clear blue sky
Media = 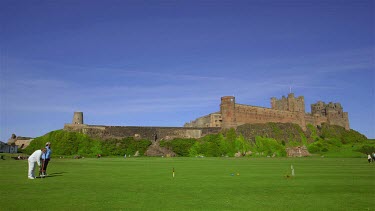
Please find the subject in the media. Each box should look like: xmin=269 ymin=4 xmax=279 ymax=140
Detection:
xmin=0 ymin=0 xmax=374 ymax=142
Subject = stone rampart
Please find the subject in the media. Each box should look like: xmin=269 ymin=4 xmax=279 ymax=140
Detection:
xmin=234 ymin=104 xmax=302 ymax=126
xmin=64 ymin=124 xmax=221 ymax=141
xmin=15 ymin=139 xmax=33 ymax=149
xmin=0 ymin=143 xmax=18 ymax=153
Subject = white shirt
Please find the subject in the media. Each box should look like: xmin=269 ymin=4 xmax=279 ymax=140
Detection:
xmin=28 ymin=149 xmax=43 ymax=166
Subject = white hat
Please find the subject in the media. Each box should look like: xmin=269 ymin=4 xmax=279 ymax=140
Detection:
xmin=46 ymin=142 xmax=51 ymax=145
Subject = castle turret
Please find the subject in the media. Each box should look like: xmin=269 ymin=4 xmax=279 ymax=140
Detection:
xmin=287 ymin=93 xmax=294 ymax=112
xmin=271 ymin=97 xmax=277 ymax=109
xmin=220 ymin=96 xmax=236 ymax=129
xmin=343 ymin=112 xmax=350 ymax=130
xmin=72 ymin=112 xmax=84 ymax=124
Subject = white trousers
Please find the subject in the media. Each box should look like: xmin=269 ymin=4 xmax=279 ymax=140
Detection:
xmin=28 ymin=161 xmax=37 ymax=178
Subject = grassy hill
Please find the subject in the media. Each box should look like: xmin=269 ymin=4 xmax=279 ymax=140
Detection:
xmin=18 ymin=123 xmax=374 ymax=158
xmin=236 ymin=123 xmax=372 ymax=157
xmin=237 ymin=122 xmax=367 ymax=145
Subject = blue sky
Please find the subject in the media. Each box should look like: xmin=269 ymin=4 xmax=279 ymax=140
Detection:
xmin=0 ymin=0 xmax=374 ymax=142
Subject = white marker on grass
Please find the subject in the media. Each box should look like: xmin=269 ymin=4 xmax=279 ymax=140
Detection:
xmin=291 ymin=164 xmax=295 ymax=177
xmin=173 ymin=167 xmax=175 ymax=178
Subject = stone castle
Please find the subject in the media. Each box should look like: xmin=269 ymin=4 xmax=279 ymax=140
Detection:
xmin=64 ymin=93 xmax=349 ymax=141
xmin=184 ymin=93 xmax=349 ymax=131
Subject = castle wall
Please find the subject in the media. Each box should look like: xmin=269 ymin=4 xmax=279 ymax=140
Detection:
xmin=15 ymin=139 xmax=33 ymax=149
xmin=230 ymin=104 xmax=305 ymax=129
xmin=64 ymin=124 xmax=221 ymax=141
xmin=218 ymin=94 xmax=348 ymax=131
xmin=304 ymin=114 xmax=315 ymax=126
xmin=304 ymin=114 xmax=328 ymax=127
xmin=327 ymin=112 xmax=350 ymax=129
xmin=310 ymin=101 xmax=349 ymax=129
xmin=66 ymin=93 xmax=350 ymax=140
xmin=0 ymin=143 xmax=17 ymax=153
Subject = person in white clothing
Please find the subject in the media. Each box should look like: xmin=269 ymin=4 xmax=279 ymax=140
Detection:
xmin=28 ymin=148 xmax=46 ymax=179
xmin=368 ymin=154 xmax=372 ymax=163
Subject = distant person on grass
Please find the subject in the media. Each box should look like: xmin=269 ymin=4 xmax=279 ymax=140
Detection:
xmin=28 ymin=148 xmax=46 ymax=179
xmin=41 ymin=142 xmax=52 ymax=177
xmin=367 ymin=154 xmax=372 ymax=163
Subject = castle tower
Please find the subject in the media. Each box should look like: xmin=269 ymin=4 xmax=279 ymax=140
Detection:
xmin=72 ymin=112 xmax=84 ymax=124
xmin=343 ymin=112 xmax=350 ymax=130
xmin=286 ymin=93 xmax=305 ymax=113
xmin=287 ymin=93 xmax=295 ymax=112
xmin=220 ymin=96 xmax=236 ymax=129
xmin=271 ymin=97 xmax=277 ymax=109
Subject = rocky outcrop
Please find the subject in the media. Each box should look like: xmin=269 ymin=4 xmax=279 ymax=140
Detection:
xmin=145 ymin=142 xmax=176 ymax=157
xmin=286 ymin=146 xmax=310 ymax=157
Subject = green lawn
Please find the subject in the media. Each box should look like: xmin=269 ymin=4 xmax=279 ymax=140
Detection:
xmin=0 ymin=156 xmax=373 ymax=210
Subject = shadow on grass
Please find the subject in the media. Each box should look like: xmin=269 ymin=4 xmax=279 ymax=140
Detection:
xmin=46 ymin=172 xmax=67 ymax=177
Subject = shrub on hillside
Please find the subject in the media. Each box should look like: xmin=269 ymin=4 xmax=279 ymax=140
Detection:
xmin=101 ymin=137 xmax=151 ymax=156
xmin=198 ymin=134 xmax=224 ymax=157
xmin=188 ymin=133 xmax=233 ymax=157
xmin=234 ymin=134 xmax=251 ymax=155
xmin=252 ymin=136 xmax=286 ymax=157
xmin=355 ymin=145 xmax=375 ymax=155
xmin=25 ymin=130 xmax=151 ymax=157
xmin=160 ymin=138 xmax=196 ymax=156
xmin=319 ymin=124 xmax=367 ymax=144
xmin=24 ymin=130 xmax=103 ymax=156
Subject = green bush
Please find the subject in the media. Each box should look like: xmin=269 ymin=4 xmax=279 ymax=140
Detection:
xmin=160 ymin=138 xmax=196 ymax=156
xmin=199 ymin=134 xmax=224 ymax=157
xmin=188 ymin=133 xmax=237 ymax=157
xmin=188 ymin=142 xmax=200 ymax=157
xmin=355 ymin=145 xmax=375 ymax=155
xmin=25 ymin=130 xmax=96 ymax=156
xmin=101 ymin=137 xmax=151 ymax=156
xmin=234 ymin=135 xmax=251 ymax=155
xmin=253 ymin=136 xmax=286 ymax=157
xmin=24 ymin=130 xmax=151 ymax=157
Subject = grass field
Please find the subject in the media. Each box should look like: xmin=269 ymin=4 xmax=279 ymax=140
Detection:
xmin=0 ymin=156 xmax=374 ymax=210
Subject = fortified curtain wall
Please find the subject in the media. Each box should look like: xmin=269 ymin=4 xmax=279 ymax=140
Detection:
xmin=220 ymin=96 xmax=307 ymax=130
xmin=326 ymin=110 xmax=350 ymax=129
xmin=234 ymin=104 xmax=304 ymax=127
xmin=221 ymin=102 xmax=349 ymax=131
xmin=64 ymin=124 xmax=221 ymax=141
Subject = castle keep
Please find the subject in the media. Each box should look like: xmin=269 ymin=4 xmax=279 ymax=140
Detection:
xmin=184 ymin=93 xmax=350 ymax=131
